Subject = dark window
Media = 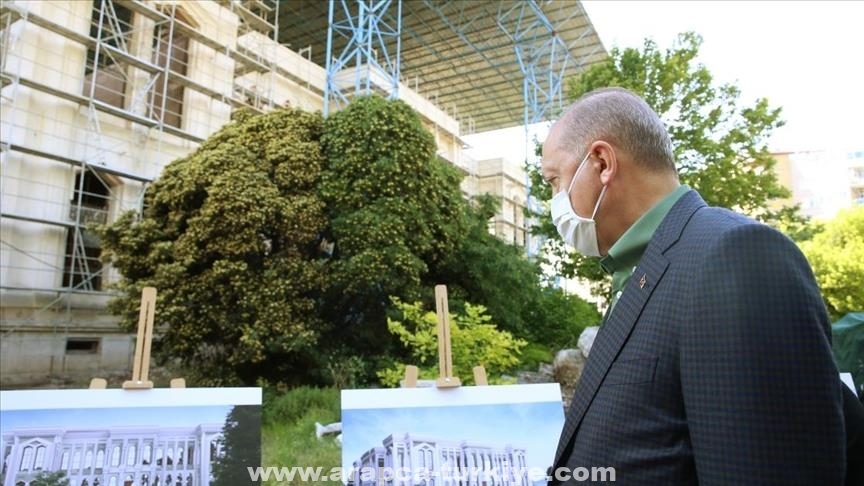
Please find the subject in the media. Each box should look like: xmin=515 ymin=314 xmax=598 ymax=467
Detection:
xmin=64 ymin=169 xmax=111 ymax=290
xmin=66 ymin=338 xmax=101 ymax=354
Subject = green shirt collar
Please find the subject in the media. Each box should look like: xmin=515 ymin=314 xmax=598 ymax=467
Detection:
xmin=600 ymin=185 xmax=690 ymax=276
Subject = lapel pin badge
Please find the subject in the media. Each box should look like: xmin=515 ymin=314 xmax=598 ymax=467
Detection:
xmin=639 ymin=273 xmax=647 ymax=289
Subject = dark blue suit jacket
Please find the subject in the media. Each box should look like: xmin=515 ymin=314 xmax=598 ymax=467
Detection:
xmin=551 ymin=190 xmax=846 ymax=485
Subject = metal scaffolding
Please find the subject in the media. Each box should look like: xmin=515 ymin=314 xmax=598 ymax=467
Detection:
xmin=417 ymin=0 xmax=605 ymax=255
xmin=501 ymin=0 xmax=575 ymax=127
xmin=0 ymin=0 xmax=280 ymax=349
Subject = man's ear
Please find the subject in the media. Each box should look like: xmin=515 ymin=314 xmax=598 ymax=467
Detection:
xmin=593 ymin=141 xmax=617 ymax=185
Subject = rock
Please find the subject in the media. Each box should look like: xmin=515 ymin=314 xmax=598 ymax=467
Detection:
xmin=553 ymin=349 xmax=586 ymax=410
xmin=578 ymin=326 xmax=599 ymax=358
xmin=315 ymin=421 xmax=342 ymax=439
xmin=517 ymin=370 xmax=554 ymax=384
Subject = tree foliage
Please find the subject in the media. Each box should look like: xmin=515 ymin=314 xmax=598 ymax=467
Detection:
xmin=30 ymin=471 xmax=70 ymax=486
xmin=99 ymin=95 xmax=603 ymax=387
xmin=98 ymin=108 xmax=329 ymax=385
xmin=317 ymin=95 xmax=470 ymax=361
xmin=212 ymin=405 xmax=261 ymax=486
xmin=439 ymin=195 xmax=600 ymax=344
xmin=433 ymin=194 xmax=542 ymax=337
xmin=521 ymin=284 xmax=602 ymax=350
xmin=799 ymin=207 xmax=864 ymax=320
xmin=377 ymin=299 xmax=527 ymax=386
xmin=526 ymin=32 xmax=799 ymax=303
xmin=435 ymin=193 xmax=602 ymax=349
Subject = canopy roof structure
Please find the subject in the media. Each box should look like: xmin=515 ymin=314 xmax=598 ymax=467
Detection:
xmin=276 ymin=0 xmax=608 ymax=134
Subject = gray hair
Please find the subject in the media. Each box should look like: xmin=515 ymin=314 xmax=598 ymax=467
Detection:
xmin=559 ymin=87 xmax=676 ymax=172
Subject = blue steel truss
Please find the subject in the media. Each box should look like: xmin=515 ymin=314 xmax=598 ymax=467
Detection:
xmin=418 ymin=0 xmax=579 ymax=140
xmin=324 ymin=0 xmax=403 ymax=115
xmin=497 ymin=1 xmax=584 ymax=257
xmin=498 ymin=0 xmax=581 ymax=129
xmin=324 ymin=0 xmax=586 ymax=132
xmin=421 ymin=0 xmax=523 ymax=128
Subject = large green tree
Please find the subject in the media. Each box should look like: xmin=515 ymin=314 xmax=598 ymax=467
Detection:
xmin=99 ymin=108 xmax=329 ymax=385
xmin=799 ymin=207 xmax=864 ymax=320
xmin=432 ymin=194 xmax=540 ymax=338
xmin=527 ymin=32 xmax=799 ymax=301
xmin=317 ymin=95 xmax=470 ymax=369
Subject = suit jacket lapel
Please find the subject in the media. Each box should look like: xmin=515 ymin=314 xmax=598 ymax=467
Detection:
xmin=552 ymin=253 xmax=668 ymax=465
xmin=553 ymin=190 xmax=706 ymax=468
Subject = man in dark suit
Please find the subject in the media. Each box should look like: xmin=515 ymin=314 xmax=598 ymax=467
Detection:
xmin=542 ymin=87 xmax=846 ymax=484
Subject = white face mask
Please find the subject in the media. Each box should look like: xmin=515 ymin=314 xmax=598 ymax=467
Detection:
xmin=550 ymin=152 xmax=607 ymax=257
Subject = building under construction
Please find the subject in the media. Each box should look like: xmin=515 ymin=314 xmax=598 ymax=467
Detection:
xmin=0 ymin=0 xmax=606 ymax=386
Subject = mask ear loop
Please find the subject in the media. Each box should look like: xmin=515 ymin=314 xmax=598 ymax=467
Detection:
xmin=565 ymin=152 xmax=592 ymax=195
xmin=590 ymin=185 xmax=607 ymax=220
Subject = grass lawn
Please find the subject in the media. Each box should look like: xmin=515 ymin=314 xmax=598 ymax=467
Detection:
xmin=261 ymin=386 xmax=344 ymax=485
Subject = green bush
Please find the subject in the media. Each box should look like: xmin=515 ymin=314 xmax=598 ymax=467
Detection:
xmin=525 ymin=286 xmax=601 ymax=350
xmin=519 ymin=342 xmax=554 ymax=371
xmin=31 ymin=471 xmax=70 ymax=486
xmin=263 ymin=386 xmax=340 ymax=426
xmin=378 ymin=299 xmax=526 ymax=386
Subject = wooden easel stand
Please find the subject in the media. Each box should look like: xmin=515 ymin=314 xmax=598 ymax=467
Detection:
xmin=403 ymin=285 xmax=487 ymax=388
xmin=89 ymin=287 xmax=185 ymax=390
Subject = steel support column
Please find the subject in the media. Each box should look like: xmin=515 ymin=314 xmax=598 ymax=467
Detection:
xmin=324 ymin=0 xmax=402 ymax=116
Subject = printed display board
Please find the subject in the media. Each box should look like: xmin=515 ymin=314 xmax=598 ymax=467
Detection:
xmin=0 ymin=387 xmax=261 ymax=486
xmin=342 ymin=383 xmax=564 ymax=486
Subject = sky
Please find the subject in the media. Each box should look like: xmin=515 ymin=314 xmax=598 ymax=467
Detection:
xmin=0 ymin=404 xmax=232 ymax=437
xmin=465 ymin=0 xmax=863 ymax=161
xmin=0 ymin=388 xmax=260 ymax=438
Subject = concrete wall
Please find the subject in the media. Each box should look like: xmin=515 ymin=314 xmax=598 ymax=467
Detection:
xmin=476 ymin=158 xmax=528 ymax=246
xmin=0 ymin=302 xmax=132 ymax=385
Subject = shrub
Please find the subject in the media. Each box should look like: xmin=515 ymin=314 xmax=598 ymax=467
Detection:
xmin=263 ymin=386 xmax=340 ymax=426
xmin=377 ymin=299 xmax=526 ymax=386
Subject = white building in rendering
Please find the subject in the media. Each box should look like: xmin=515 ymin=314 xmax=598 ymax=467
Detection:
xmin=1 ymin=424 xmax=223 ymax=486
xmin=352 ymin=433 xmax=528 ymax=486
